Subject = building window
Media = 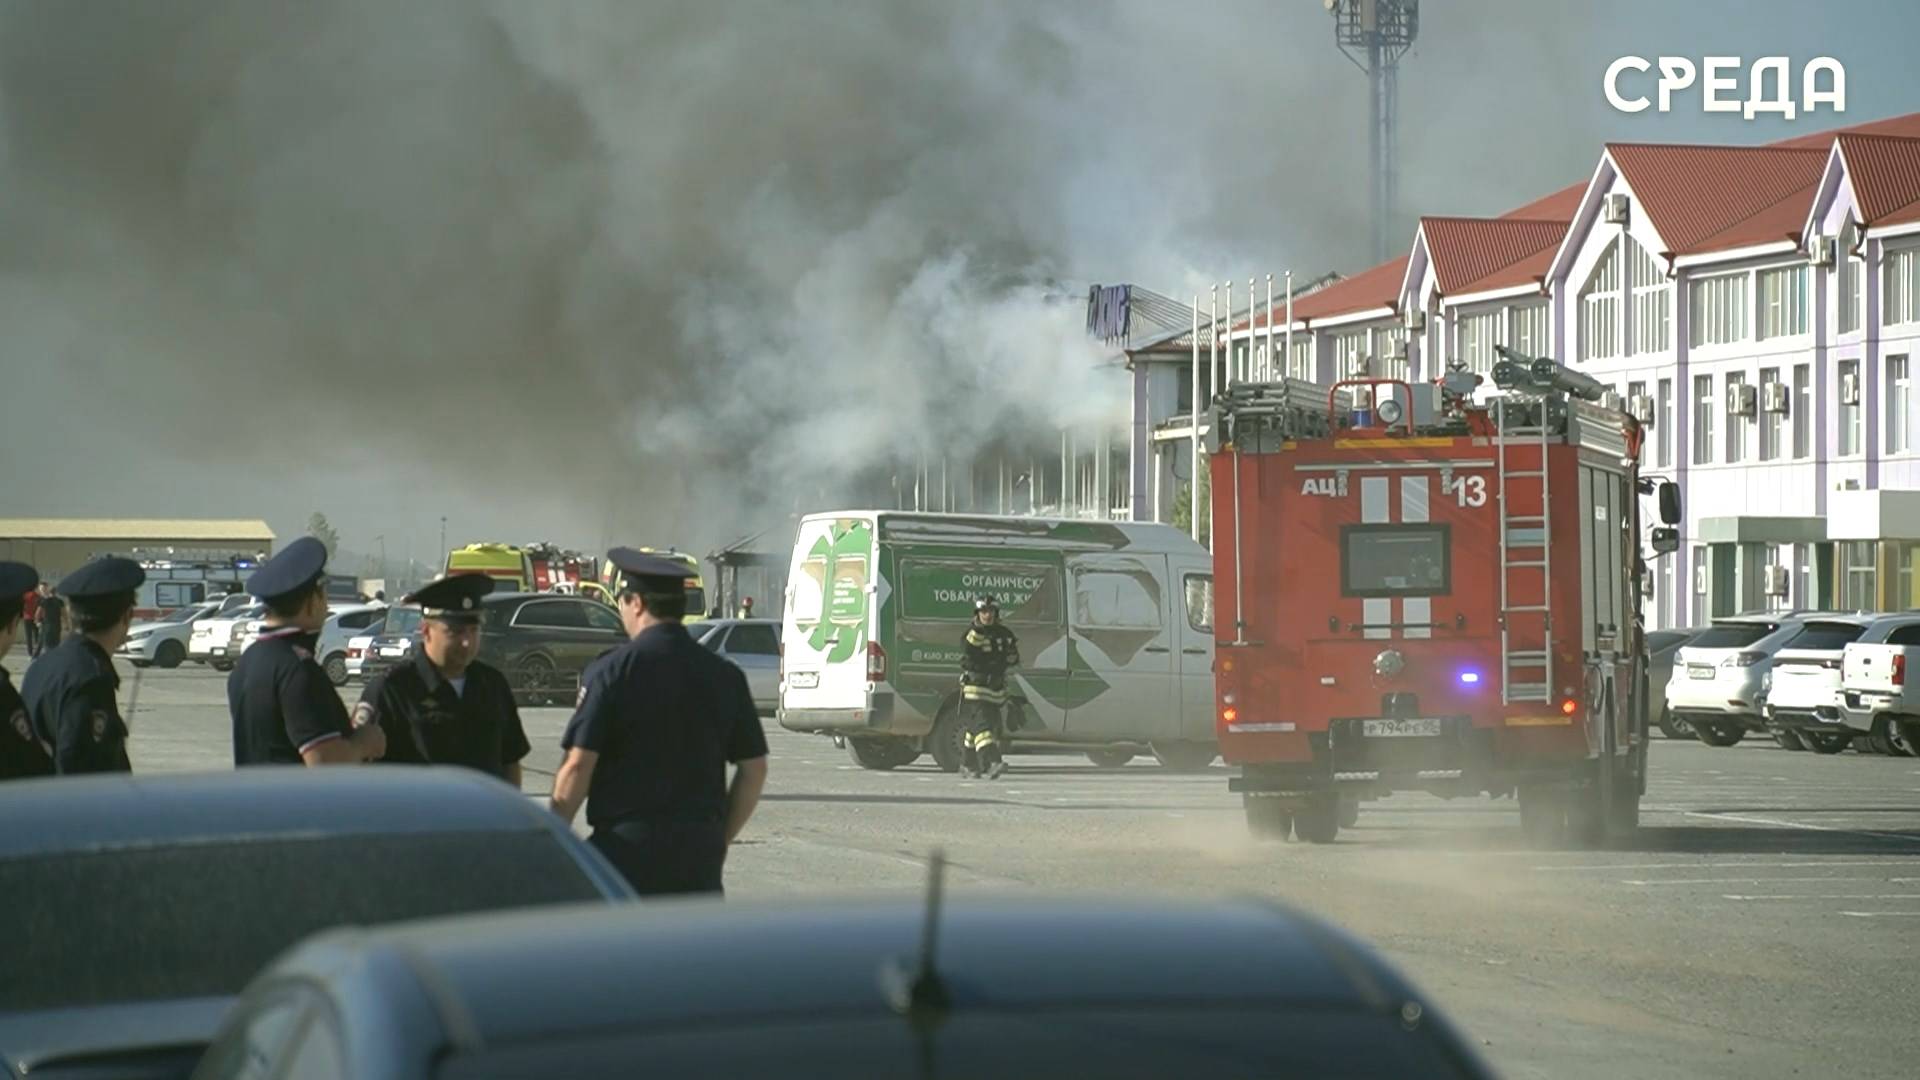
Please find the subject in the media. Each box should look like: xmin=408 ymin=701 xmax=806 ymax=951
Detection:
xmin=1459 ymin=311 xmax=1500 ymax=374
xmin=1692 ymin=373 xmax=1715 ymax=465
xmin=1332 ymin=329 xmax=1369 ymax=378
xmin=1578 ymin=246 xmax=1620 ymax=361
xmin=1758 ymin=265 xmax=1809 ymax=339
xmin=1887 ymin=247 xmax=1919 ymax=328
xmin=1688 ymin=272 xmax=1749 ymax=347
xmin=1288 ymin=335 xmax=1312 ymax=382
xmin=1759 ymin=367 xmax=1783 ymax=461
xmin=1628 ymin=239 xmax=1669 ymax=354
xmin=1372 ymin=325 xmax=1408 ymax=381
xmin=1659 ymin=553 xmax=1675 ymax=629
xmin=1840 ymin=219 xmax=1863 ymax=335
xmin=1844 ymin=540 xmax=1876 ymax=611
xmin=1839 ymin=359 xmax=1862 ymax=456
xmin=1889 ymin=355 xmax=1911 ymax=454
xmin=1510 ymin=301 xmax=1548 ymax=357
xmin=1725 ymin=372 xmax=1748 ymax=464
xmin=1690 ymin=545 xmax=1708 ymax=626
xmin=1792 ymin=364 xmax=1811 ymax=459
xmin=1656 ymin=377 xmax=1673 ymax=468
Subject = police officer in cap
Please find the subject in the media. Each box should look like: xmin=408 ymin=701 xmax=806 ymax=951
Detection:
xmin=230 ymin=537 xmax=387 ymax=766
xmin=550 ymin=548 xmax=769 ymax=896
xmin=0 ymin=561 xmax=55 ymax=780
xmin=353 ymin=574 xmax=530 ymax=785
xmin=20 ymin=556 xmax=145 ymax=774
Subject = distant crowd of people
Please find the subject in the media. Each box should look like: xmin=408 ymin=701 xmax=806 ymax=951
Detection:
xmin=15 ymin=581 xmax=66 ymax=658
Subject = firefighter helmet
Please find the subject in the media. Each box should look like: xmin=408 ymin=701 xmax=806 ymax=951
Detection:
xmin=974 ymin=595 xmax=1000 ymax=615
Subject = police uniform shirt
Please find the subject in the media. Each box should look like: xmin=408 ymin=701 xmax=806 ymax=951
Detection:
xmin=355 ymin=652 xmax=530 ymax=781
xmin=229 ymin=626 xmax=354 ymax=766
xmin=561 ymin=622 xmax=768 ymax=829
xmin=0 ymin=666 xmax=54 ymax=780
xmin=20 ymin=636 xmax=130 ymax=774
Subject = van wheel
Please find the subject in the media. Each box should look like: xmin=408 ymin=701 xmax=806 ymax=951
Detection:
xmin=1294 ymin=791 xmax=1340 ymax=844
xmin=155 ymin=640 xmax=186 ymax=669
xmin=1693 ymin=722 xmax=1744 ymax=747
xmin=847 ymin=738 xmax=920 ymax=771
xmin=1086 ymin=749 xmax=1134 ymax=768
xmin=927 ymin=705 xmax=965 ymax=773
xmin=1244 ymin=796 xmax=1293 ymax=841
xmin=1150 ymin=741 xmax=1218 ymax=772
xmin=1803 ymin=731 xmax=1851 ymax=755
xmin=1772 ymin=729 xmax=1809 ymax=751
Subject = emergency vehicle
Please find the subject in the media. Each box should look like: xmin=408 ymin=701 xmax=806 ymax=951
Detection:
xmin=596 ymin=548 xmax=709 ymax=623
xmin=1208 ymin=348 xmax=1680 ymax=848
xmin=127 ymin=557 xmax=256 ymax=621
xmin=443 ymin=543 xmax=612 ymax=604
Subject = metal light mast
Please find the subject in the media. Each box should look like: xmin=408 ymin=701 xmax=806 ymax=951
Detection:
xmin=1326 ymin=0 xmax=1420 ymax=264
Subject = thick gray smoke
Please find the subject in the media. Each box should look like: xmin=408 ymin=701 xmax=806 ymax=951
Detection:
xmin=4 ymin=0 xmax=1836 ymax=556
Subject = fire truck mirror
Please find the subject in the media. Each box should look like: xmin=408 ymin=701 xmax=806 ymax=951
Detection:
xmin=1657 ymin=480 xmax=1681 ymax=525
xmin=1650 ymin=527 xmax=1680 ymax=556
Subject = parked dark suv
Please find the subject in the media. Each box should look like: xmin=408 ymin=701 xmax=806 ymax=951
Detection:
xmin=361 ymin=593 xmax=628 ymax=705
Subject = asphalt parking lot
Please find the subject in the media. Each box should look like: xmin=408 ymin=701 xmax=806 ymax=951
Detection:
xmin=10 ymin=655 xmax=1919 ymax=1079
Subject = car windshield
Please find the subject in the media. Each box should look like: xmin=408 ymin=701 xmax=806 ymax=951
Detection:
xmin=438 ymin=1011 xmax=1479 ymax=1080
xmin=5 ymin=831 xmax=606 ymax=1012
xmin=160 ymin=605 xmax=214 ymax=624
xmin=1689 ymin=623 xmax=1777 ymax=649
xmin=1783 ymin=622 xmax=1869 ymax=651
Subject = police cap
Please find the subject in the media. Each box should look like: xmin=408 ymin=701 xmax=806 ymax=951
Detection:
xmin=58 ymin=556 xmax=146 ymax=599
xmin=607 ymin=547 xmax=693 ymax=595
xmin=0 ymin=560 xmax=37 ymax=600
xmin=405 ymin=573 xmax=494 ymax=623
xmin=247 ymin=536 xmax=328 ymax=602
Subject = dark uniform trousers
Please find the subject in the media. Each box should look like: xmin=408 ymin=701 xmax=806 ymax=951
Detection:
xmin=959 ymin=622 xmax=1020 ymax=774
xmin=589 ymin=820 xmax=729 ymax=897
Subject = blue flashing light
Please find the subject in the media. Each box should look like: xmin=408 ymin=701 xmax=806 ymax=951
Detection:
xmin=1459 ymin=671 xmax=1482 ymax=686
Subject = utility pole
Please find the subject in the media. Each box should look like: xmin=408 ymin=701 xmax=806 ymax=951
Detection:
xmin=1327 ymin=0 xmax=1421 ymax=264
xmin=439 ymin=517 xmax=447 ymax=563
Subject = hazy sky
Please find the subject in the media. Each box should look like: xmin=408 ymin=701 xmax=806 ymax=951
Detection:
xmin=2 ymin=0 xmax=1916 ymax=566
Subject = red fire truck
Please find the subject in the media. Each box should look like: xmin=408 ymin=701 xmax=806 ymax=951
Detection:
xmin=1208 ymin=348 xmax=1680 ymax=849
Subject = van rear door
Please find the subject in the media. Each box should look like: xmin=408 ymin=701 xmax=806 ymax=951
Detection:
xmin=782 ymin=516 xmax=876 ymax=716
xmin=1170 ymin=558 xmax=1216 ymax=743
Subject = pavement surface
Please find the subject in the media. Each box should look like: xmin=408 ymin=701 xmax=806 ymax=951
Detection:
xmin=10 ymin=653 xmax=1920 ymax=1079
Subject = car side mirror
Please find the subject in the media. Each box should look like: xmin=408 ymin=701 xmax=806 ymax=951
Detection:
xmin=1658 ymin=480 xmax=1681 ymax=525
xmin=1650 ymin=527 xmax=1679 ymax=555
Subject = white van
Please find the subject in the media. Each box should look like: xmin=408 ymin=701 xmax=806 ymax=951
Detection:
xmin=778 ymin=512 xmax=1217 ymax=772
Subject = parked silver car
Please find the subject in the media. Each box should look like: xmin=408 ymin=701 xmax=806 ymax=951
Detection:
xmin=694 ymin=618 xmax=782 ymax=714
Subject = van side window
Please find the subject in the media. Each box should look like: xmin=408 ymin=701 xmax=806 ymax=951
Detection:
xmin=1183 ymin=575 xmax=1213 ymax=633
xmin=1074 ymin=569 xmax=1163 ymax=630
xmin=1887 ymin=624 xmax=1920 ymax=646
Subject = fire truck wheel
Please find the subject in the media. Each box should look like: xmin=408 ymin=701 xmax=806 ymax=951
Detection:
xmin=927 ymin=705 xmax=965 ymax=773
xmin=1150 ymin=741 xmax=1217 ymax=772
xmin=155 ymin=640 xmax=186 ymax=669
xmin=1518 ymin=784 xmax=1569 ymax=850
xmin=847 ymin=738 xmax=921 ymax=771
xmin=1693 ymin=722 xmax=1745 ymax=747
xmin=1339 ymin=796 xmax=1361 ymax=829
xmin=1085 ymin=749 xmax=1135 ymax=768
xmin=1803 ymin=731 xmax=1851 ymax=755
xmin=1566 ymin=783 xmax=1607 ymax=849
xmin=1772 ymin=728 xmax=1809 ymax=752
xmin=1243 ymin=796 xmax=1292 ymax=841
xmin=1294 ymin=792 xmax=1341 ymax=845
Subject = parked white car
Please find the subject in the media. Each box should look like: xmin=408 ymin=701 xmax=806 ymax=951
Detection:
xmin=1838 ymin=618 xmax=1920 ymax=756
xmin=1666 ymin=612 xmax=1824 ymax=747
xmin=187 ymin=603 xmax=266 ymax=671
xmin=1762 ymin=614 xmax=1894 ymax=754
xmin=694 ymin=618 xmax=782 ymax=714
xmin=119 ymin=599 xmax=224 ymax=669
xmin=316 ymin=604 xmax=388 ymax=685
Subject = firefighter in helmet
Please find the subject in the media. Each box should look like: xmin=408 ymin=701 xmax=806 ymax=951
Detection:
xmin=958 ymin=594 xmax=1020 ymax=779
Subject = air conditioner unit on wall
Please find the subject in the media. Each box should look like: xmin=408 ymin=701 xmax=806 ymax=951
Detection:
xmin=1600 ymin=390 xmax=1625 ymax=412
xmin=1727 ymin=382 xmax=1758 ymax=418
xmin=1628 ymin=393 xmax=1655 ymax=423
xmin=1603 ymin=193 xmax=1630 ymax=225
xmin=1765 ymin=564 xmax=1791 ymax=596
xmin=1403 ymin=309 xmax=1426 ymax=332
xmin=1841 ymin=371 xmax=1861 ymax=406
xmin=1808 ymin=235 xmax=1837 ymax=268
xmin=1763 ymin=382 xmax=1791 ymax=414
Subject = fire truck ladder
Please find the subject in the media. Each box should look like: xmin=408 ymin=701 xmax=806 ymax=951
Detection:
xmin=1494 ymin=396 xmax=1553 ymax=705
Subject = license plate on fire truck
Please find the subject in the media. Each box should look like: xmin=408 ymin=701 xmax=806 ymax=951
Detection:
xmin=1360 ymin=717 xmax=1444 ymax=738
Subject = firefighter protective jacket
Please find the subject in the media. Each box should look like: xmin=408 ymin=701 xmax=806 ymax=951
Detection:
xmin=959 ymin=621 xmax=1020 ymax=705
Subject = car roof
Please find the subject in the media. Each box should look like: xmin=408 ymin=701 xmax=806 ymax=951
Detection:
xmin=278 ymin=895 xmax=1420 ymax=1047
xmin=0 ymin=768 xmax=562 ymax=860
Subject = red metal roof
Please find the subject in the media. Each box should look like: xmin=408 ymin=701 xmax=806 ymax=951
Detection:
xmin=1607 ymin=144 xmax=1827 ymax=256
xmin=1285 ymin=255 xmax=1410 ymax=322
xmin=1770 ymin=111 xmax=1920 ymax=149
xmin=1421 ymin=217 xmax=1567 ymax=296
xmin=1836 ymin=133 xmax=1920 ymax=227
xmin=1501 ymin=182 xmax=1586 ymax=222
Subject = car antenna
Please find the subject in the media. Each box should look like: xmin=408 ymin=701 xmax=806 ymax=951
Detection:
xmin=882 ymin=848 xmax=952 ymax=1019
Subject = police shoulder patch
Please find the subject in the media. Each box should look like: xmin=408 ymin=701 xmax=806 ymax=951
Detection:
xmin=576 ymin=684 xmax=588 ymax=708
xmin=91 ymin=709 xmax=109 ymax=742
xmin=10 ymin=710 xmax=29 ymax=741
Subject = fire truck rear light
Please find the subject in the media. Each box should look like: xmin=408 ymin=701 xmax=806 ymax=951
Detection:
xmin=1319 ymin=676 xmax=1336 ymax=686
xmin=1222 ymin=707 xmax=1239 ymax=723
xmin=1222 ymin=692 xmax=1235 ymax=705
xmin=1560 ymin=698 xmax=1579 ymax=716
xmin=1459 ymin=671 xmax=1481 ymax=685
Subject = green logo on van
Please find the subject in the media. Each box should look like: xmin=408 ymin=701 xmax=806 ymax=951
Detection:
xmin=801 ymin=520 xmax=872 ymax=663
